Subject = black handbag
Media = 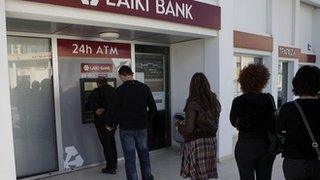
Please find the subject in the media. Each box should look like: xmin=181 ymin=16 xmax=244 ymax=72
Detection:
xmin=267 ymin=94 xmax=284 ymax=155
xmin=267 ymin=124 xmax=284 ymax=155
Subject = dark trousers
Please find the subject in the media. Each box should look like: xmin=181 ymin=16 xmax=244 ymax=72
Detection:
xmin=95 ymin=123 xmax=118 ymax=169
xmin=283 ymin=158 xmax=320 ymax=180
xmin=120 ymin=129 xmax=154 ymax=180
xmin=235 ymin=137 xmax=276 ymax=180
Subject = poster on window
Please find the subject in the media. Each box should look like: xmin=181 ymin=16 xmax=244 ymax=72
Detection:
xmin=152 ymin=91 xmax=165 ymax=110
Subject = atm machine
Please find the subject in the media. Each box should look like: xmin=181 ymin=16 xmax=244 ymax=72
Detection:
xmin=79 ymin=78 xmax=116 ymax=124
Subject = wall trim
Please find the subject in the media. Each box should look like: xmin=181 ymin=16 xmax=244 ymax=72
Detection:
xmin=234 ymin=31 xmax=273 ymax=52
xmin=299 ymin=53 xmax=316 ymax=63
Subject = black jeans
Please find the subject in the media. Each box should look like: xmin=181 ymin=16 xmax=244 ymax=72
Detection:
xmin=235 ymin=136 xmax=276 ymax=180
xmin=283 ymin=158 xmax=320 ymax=180
xmin=95 ymin=123 xmax=118 ymax=169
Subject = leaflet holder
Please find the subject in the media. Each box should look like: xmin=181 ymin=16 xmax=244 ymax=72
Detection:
xmin=80 ymin=78 xmax=117 ymax=124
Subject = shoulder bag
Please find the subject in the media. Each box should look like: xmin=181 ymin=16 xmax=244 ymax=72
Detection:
xmin=293 ymin=100 xmax=320 ymax=160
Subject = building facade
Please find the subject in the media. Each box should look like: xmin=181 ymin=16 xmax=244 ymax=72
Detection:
xmin=0 ymin=0 xmax=319 ymax=179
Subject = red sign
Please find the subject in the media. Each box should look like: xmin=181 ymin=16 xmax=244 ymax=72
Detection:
xmin=81 ymin=63 xmax=113 ymax=73
xmin=58 ymin=39 xmax=131 ymax=58
xmin=25 ymin=0 xmax=221 ymax=30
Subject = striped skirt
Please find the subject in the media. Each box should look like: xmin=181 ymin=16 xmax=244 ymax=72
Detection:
xmin=181 ymin=137 xmax=218 ymax=180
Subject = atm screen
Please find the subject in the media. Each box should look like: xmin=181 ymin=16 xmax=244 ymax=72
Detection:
xmin=80 ymin=78 xmax=117 ymax=124
xmin=84 ymin=82 xmax=98 ymax=91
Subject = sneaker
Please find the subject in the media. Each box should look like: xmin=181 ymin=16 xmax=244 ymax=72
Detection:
xmin=101 ymin=168 xmax=116 ymax=174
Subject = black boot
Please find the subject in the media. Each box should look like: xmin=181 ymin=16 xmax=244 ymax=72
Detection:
xmin=101 ymin=167 xmax=116 ymax=174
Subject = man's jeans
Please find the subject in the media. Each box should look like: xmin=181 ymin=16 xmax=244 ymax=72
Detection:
xmin=120 ymin=129 xmax=154 ymax=180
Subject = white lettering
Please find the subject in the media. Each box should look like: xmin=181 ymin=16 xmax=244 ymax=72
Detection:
xmin=86 ymin=45 xmax=92 ymax=54
xmin=165 ymin=1 xmax=176 ymax=17
xmin=175 ymin=2 xmax=185 ymax=18
xmin=96 ymin=46 xmax=103 ymax=54
xmin=186 ymin=4 xmax=193 ymax=19
xmin=104 ymin=45 xmax=110 ymax=53
xmin=156 ymin=0 xmax=165 ymax=14
xmin=135 ymin=0 xmax=145 ymax=11
xmin=72 ymin=44 xmax=78 ymax=54
xmin=106 ymin=0 xmax=116 ymax=6
xmin=110 ymin=47 xmax=118 ymax=55
xmin=79 ymin=45 xmax=86 ymax=54
xmin=117 ymin=0 xmax=130 ymax=8
xmin=146 ymin=0 xmax=149 ymax=12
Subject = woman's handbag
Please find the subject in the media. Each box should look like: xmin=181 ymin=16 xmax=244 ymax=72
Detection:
xmin=293 ymin=101 xmax=320 ymax=160
xmin=267 ymin=126 xmax=284 ymax=155
xmin=267 ymin=94 xmax=284 ymax=155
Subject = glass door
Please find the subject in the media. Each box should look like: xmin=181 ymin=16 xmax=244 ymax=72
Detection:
xmin=234 ymin=55 xmax=263 ymax=97
xmin=7 ymin=36 xmax=58 ymax=178
xmin=278 ymin=61 xmax=289 ymax=106
xmin=135 ymin=45 xmax=171 ymax=151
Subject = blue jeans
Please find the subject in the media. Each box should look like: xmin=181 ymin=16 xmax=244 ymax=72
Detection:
xmin=120 ymin=129 xmax=154 ymax=180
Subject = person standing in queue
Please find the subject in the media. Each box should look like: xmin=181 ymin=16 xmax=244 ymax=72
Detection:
xmin=176 ymin=73 xmax=221 ymax=180
xmin=90 ymin=77 xmax=118 ymax=174
xmin=230 ymin=64 xmax=276 ymax=180
xmin=115 ymin=65 xmax=157 ymax=180
xmin=276 ymin=65 xmax=320 ymax=180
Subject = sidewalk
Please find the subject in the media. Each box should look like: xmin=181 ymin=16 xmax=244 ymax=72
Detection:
xmin=43 ymin=149 xmax=285 ymax=180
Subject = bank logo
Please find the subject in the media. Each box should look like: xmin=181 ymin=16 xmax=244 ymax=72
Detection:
xmin=81 ymin=0 xmax=99 ymax=6
xmin=64 ymin=146 xmax=84 ymax=169
xmin=83 ymin=65 xmax=90 ymax=72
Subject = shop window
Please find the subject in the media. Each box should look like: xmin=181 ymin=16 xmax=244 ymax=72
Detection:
xmin=7 ymin=36 xmax=58 ymax=178
xmin=234 ymin=55 xmax=263 ymax=97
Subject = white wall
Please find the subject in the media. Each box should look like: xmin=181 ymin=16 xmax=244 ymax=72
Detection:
xmin=214 ymin=0 xmax=235 ymax=159
xmin=234 ymin=0 xmax=268 ymax=35
xmin=170 ymin=39 xmax=205 ymax=144
xmin=279 ymin=0 xmax=294 ymax=46
xmin=299 ymin=3 xmax=314 ymax=53
xmin=0 ymin=0 xmax=16 ymax=179
xmin=313 ymin=9 xmax=320 ymax=65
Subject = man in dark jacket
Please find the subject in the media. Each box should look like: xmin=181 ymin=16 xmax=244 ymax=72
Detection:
xmin=89 ymin=77 xmax=118 ymax=174
xmin=116 ymin=65 xmax=157 ymax=180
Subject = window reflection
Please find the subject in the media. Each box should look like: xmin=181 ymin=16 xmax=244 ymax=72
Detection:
xmin=234 ymin=55 xmax=263 ymax=97
xmin=7 ymin=36 xmax=58 ymax=178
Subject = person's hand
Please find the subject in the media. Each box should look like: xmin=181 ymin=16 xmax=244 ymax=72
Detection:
xmin=96 ymin=109 xmax=105 ymax=115
xmin=106 ymin=126 xmax=113 ymax=131
xmin=175 ymin=120 xmax=184 ymax=127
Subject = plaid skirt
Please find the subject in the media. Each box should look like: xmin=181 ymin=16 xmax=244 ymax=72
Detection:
xmin=181 ymin=137 xmax=218 ymax=180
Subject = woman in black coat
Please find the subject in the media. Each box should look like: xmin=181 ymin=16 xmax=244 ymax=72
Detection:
xmin=230 ymin=64 xmax=276 ymax=180
xmin=276 ymin=65 xmax=320 ymax=180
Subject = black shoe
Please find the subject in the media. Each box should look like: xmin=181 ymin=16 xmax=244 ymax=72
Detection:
xmin=101 ymin=168 xmax=116 ymax=174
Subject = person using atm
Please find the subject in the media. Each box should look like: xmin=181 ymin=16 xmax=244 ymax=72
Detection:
xmin=89 ymin=77 xmax=118 ymax=174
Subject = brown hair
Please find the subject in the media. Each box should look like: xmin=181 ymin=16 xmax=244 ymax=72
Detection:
xmin=185 ymin=73 xmax=221 ymax=112
xmin=238 ymin=64 xmax=270 ymax=94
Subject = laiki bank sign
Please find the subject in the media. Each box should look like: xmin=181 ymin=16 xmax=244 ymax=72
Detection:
xmin=24 ymin=0 xmax=221 ymax=30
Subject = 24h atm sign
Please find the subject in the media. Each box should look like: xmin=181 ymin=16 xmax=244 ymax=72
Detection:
xmin=25 ymin=0 xmax=221 ymax=30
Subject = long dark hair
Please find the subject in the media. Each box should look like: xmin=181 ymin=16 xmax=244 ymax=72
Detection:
xmin=185 ymin=73 xmax=220 ymax=112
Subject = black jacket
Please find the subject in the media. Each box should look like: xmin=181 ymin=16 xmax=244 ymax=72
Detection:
xmin=230 ymin=93 xmax=276 ymax=137
xmin=115 ymin=80 xmax=157 ymax=130
xmin=276 ymin=99 xmax=320 ymax=160
xmin=89 ymin=84 xmax=118 ymax=126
